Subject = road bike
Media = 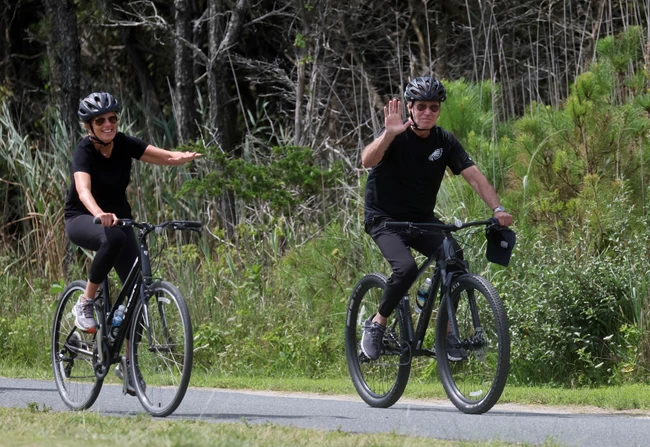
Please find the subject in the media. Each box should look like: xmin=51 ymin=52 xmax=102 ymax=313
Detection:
xmin=345 ymin=218 xmax=510 ymax=414
xmin=52 ymin=218 xmax=201 ymax=417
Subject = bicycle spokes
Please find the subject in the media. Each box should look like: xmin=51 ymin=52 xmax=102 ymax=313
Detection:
xmin=130 ymin=281 xmax=192 ymax=417
xmin=436 ymin=274 xmax=509 ymax=414
xmin=52 ymin=281 xmax=103 ymax=410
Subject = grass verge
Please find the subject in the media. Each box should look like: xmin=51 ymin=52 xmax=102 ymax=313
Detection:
xmin=0 ymin=407 xmax=542 ymax=447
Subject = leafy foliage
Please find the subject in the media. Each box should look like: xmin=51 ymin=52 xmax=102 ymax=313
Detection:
xmin=179 ymin=144 xmax=345 ymax=215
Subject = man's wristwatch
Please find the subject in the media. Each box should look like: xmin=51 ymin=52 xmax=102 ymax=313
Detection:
xmin=493 ymin=205 xmax=506 ymax=214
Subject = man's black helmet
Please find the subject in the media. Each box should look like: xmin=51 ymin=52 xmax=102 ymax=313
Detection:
xmin=78 ymin=92 xmax=120 ymax=122
xmin=404 ymin=76 xmax=446 ymax=103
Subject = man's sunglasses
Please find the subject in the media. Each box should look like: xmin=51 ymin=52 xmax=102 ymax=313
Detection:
xmin=93 ymin=116 xmax=118 ymax=126
xmin=415 ymin=103 xmax=440 ymax=113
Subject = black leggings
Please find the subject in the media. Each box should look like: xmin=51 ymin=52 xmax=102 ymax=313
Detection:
xmin=366 ymin=217 xmax=463 ymax=318
xmin=65 ymin=214 xmax=139 ymax=285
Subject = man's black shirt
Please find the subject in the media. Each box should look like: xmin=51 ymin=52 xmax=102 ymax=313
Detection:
xmin=364 ymin=126 xmax=475 ymax=223
xmin=64 ymin=133 xmax=148 ymax=220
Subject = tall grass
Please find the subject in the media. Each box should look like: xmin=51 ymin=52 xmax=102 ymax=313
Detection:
xmin=0 ymin=103 xmax=71 ymax=279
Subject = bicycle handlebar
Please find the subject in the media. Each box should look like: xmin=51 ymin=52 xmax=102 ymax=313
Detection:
xmin=383 ymin=217 xmax=499 ymax=232
xmin=93 ymin=217 xmax=203 ymax=232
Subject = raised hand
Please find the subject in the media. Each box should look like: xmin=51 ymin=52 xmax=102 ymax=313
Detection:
xmin=384 ymin=99 xmax=412 ymax=137
xmin=168 ymin=151 xmax=202 ymax=166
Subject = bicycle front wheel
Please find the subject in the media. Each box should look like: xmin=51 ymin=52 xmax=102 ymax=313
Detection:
xmin=129 ymin=281 xmax=193 ymax=417
xmin=436 ymin=273 xmax=510 ymax=414
xmin=345 ymin=273 xmax=411 ymax=408
xmin=51 ymin=280 xmax=103 ymax=410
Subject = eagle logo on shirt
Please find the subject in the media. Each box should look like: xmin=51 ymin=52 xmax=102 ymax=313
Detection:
xmin=428 ymin=148 xmax=443 ymax=161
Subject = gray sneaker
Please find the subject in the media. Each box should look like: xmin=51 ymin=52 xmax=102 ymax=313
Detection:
xmin=446 ymin=333 xmax=468 ymax=361
xmin=360 ymin=317 xmax=386 ymax=360
xmin=72 ymin=297 xmax=97 ymax=334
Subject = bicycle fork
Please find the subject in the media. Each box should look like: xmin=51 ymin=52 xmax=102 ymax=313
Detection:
xmin=93 ymin=298 xmax=110 ymax=379
xmin=443 ymin=273 xmax=484 ymax=351
xmin=93 ymin=281 xmax=113 ymax=379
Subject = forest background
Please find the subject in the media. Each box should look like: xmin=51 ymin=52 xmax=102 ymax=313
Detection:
xmin=2 ymin=0 xmax=650 ymax=388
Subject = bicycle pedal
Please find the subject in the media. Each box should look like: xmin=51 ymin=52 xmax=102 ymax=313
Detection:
xmin=116 ymin=357 xmax=129 ymax=395
xmin=422 ymin=348 xmax=436 ymax=358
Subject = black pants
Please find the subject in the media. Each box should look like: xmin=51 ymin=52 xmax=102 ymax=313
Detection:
xmin=366 ymin=217 xmax=463 ymax=318
xmin=65 ymin=214 xmax=139 ymax=285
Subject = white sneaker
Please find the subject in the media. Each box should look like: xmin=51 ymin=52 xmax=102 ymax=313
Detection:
xmin=71 ymin=297 xmax=97 ymax=334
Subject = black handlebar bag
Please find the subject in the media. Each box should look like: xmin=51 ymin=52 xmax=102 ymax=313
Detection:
xmin=486 ymin=227 xmax=516 ymax=267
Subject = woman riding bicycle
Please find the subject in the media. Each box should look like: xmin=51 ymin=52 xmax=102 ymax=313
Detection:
xmin=64 ymin=91 xmax=200 ymax=334
xmin=360 ymin=75 xmax=513 ymax=361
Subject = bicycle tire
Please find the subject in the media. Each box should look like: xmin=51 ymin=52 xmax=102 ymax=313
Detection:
xmin=129 ymin=280 xmax=193 ymax=417
xmin=436 ymin=273 xmax=510 ymax=414
xmin=51 ymin=280 xmax=103 ymax=410
xmin=345 ymin=273 xmax=411 ymax=408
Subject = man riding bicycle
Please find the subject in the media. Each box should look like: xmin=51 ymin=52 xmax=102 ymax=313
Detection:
xmin=360 ymin=75 xmax=513 ymax=361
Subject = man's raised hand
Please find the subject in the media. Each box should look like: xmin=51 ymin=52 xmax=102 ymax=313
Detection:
xmin=384 ymin=99 xmax=412 ymax=137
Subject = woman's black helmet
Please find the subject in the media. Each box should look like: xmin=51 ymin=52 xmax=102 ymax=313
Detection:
xmin=78 ymin=92 xmax=120 ymax=122
xmin=404 ymin=76 xmax=446 ymax=103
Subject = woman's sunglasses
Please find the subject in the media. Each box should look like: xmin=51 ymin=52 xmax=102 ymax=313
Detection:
xmin=93 ymin=116 xmax=118 ymax=126
xmin=415 ymin=103 xmax=440 ymax=113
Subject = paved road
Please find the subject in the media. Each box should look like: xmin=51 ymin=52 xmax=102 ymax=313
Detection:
xmin=1 ymin=377 xmax=649 ymax=446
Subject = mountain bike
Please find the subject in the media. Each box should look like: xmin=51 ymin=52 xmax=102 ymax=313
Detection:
xmin=345 ymin=218 xmax=510 ymax=414
xmin=52 ymin=218 xmax=201 ymax=417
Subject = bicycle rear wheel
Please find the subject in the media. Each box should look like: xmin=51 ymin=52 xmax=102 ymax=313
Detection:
xmin=436 ymin=273 xmax=510 ymax=414
xmin=51 ymin=280 xmax=103 ymax=410
xmin=345 ymin=273 xmax=411 ymax=408
xmin=129 ymin=280 xmax=193 ymax=417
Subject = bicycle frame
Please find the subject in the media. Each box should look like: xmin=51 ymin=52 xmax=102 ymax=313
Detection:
xmin=87 ymin=218 xmax=200 ymax=379
xmin=384 ymin=219 xmax=494 ymax=360
xmin=92 ymin=227 xmax=152 ymax=379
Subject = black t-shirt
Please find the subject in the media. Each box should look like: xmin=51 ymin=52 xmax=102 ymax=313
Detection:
xmin=64 ymin=133 xmax=148 ymax=220
xmin=364 ymin=126 xmax=475 ymax=222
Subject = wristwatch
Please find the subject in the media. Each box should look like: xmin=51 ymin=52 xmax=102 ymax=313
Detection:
xmin=493 ymin=205 xmax=506 ymax=214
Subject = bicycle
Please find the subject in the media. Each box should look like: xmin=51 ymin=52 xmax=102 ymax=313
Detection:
xmin=345 ymin=217 xmax=511 ymax=414
xmin=52 ymin=218 xmax=202 ymax=417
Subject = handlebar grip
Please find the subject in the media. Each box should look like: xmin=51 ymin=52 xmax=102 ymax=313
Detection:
xmin=182 ymin=221 xmax=203 ymax=229
xmin=93 ymin=216 xmax=131 ymax=227
xmin=383 ymin=222 xmax=411 ymax=229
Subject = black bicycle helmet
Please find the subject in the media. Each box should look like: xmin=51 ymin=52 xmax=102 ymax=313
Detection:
xmin=404 ymin=76 xmax=447 ymax=103
xmin=78 ymin=92 xmax=120 ymax=122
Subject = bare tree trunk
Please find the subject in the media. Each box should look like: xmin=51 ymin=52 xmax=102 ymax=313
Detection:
xmin=1 ymin=2 xmax=13 ymax=95
xmin=207 ymin=0 xmax=247 ymax=237
xmin=106 ymin=0 xmax=162 ymax=140
xmin=41 ymin=0 xmax=80 ymax=281
xmin=293 ymin=0 xmax=312 ymax=147
xmin=408 ymin=0 xmax=427 ymax=74
xmin=43 ymin=0 xmax=81 ymax=138
xmin=120 ymin=26 xmax=163 ymax=140
xmin=174 ymin=0 xmax=196 ymax=144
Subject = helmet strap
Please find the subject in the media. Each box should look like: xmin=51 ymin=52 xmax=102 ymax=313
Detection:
xmin=408 ymin=102 xmax=421 ymax=130
xmin=89 ymin=128 xmax=114 ymax=146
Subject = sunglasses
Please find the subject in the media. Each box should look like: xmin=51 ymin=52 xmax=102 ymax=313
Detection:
xmin=93 ymin=115 xmax=118 ymax=126
xmin=415 ymin=103 xmax=441 ymax=113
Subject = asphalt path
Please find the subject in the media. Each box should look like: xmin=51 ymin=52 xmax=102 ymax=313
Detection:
xmin=1 ymin=377 xmax=649 ymax=446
